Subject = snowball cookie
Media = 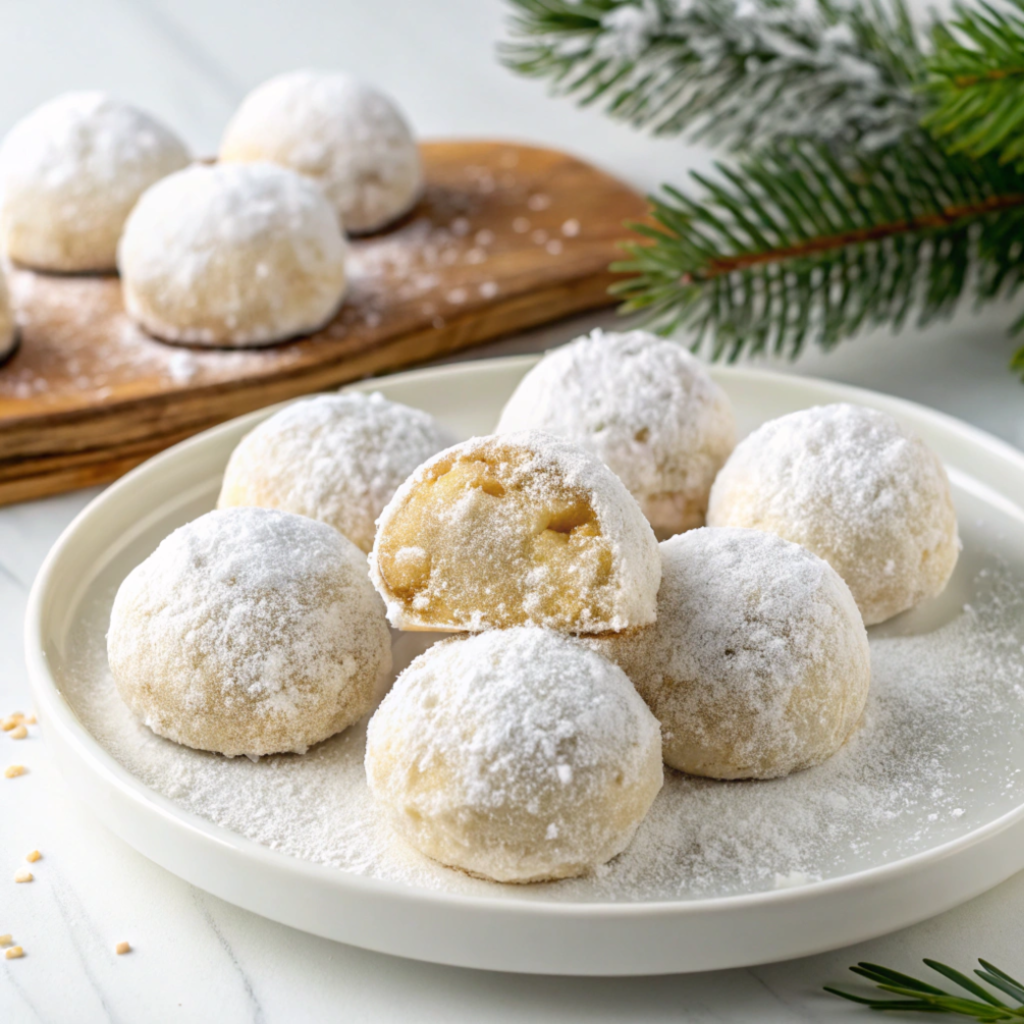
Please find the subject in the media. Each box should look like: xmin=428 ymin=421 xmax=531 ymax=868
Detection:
xmin=107 ymin=507 xmax=392 ymax=758
xmin=369 ymin=431 xmax=661 ymax=633
xmin=0 ymin=91 xmax=189 ymax=272
xmin=118 ymin=162 xmax=347 ymax=347
xmin=220 ymin=70 xmax=422 ymax=234
xmin=0 ymin=268 xmax=16 ymax=364
xmin=366 ymin=628 xmax=663 ymax=883
xmin=497 ymin=330 xmax=736 ymax=536
xmin=218 ymin=392 xmax=455 ymax=553
xmin=707 ymin=404 xmax=960 ymax=625
xmin=590 ymin=528 xmax=870 ymax=780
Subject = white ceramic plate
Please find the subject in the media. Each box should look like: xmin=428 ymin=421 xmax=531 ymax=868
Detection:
xmin=25 ymin=356 xmax=1024 ymax=976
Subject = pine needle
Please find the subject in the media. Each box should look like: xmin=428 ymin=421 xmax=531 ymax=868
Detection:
xmin=502 ymin=0 xmax=924 ymax=150
xmin=827 ymin=958 xmax=1024 ymax=1020
xmin=924 ymin=1 xmax=1024 ymax=164
xmin=611 ymin=134 xmax=1024 ymax=366
xmin=502 ymin=0 xmax=1024 ymax=377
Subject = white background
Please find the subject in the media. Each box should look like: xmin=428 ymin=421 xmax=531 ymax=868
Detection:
xmin=1 ymin=1 xmax=1023 ymax=1021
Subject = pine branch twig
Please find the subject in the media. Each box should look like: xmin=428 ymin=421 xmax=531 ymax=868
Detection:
xmin=826 ymin=958 xmax=1024 ymax=1020
xmin=502 ymin=0 xmax=924 ymax=150
xmin=611 ymin=134 xmax=1024 ymax=366
xmin=504 ymin=0 xmax=1024 ymax=378
xmin=924 ymin=0 xmax=1024 ymax=164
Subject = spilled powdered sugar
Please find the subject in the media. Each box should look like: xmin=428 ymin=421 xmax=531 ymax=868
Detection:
xmin=1 ymin=268 xmax=302 ymax=403
xmin=0 ymin=143 xmax=568 ymax=403
xmin=64 ymin=513 xmax=1024 ymax=902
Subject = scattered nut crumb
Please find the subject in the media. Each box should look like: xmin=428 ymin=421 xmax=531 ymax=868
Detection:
xmin=5 ymin=946 xmax=23 ymax=960
xmin=25 ymin=851 xmax=40 ymax=863
xmin=0 ymin=934 xmax=11 ymax=947
xmin=10 ymin=725 xmax=27 ymax=740
xmin=1 ymin=715 xmax=22 ymax=732
xmin=4 ymin=766 xmax=25 ymax=779
xmin=14 ymin=871 xmax=32 ymax=884
xmin=115 ymin=941 xmax=131 ymax=955
xmin=24 ymin=715 xmax=36 ymax=726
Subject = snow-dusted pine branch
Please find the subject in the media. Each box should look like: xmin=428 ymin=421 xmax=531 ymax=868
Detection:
xmin=504 ymin=0 xmax=1024 ymax=377
xmin=503 ymin=0 xmax=925 ymax=150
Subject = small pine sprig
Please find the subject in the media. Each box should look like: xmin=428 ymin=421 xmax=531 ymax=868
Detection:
xmin=924 ymin=1 xmax=1024 ymax=164
xmin=826 ymin=958 xmax=1024 ymax=1021
xmin=611 ymin=133 xmax=1024 ymax=369
xmin=502 ymin=0 xmax=923 ymax=150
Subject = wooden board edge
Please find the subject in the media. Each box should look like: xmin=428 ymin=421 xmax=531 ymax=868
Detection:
xmin=0 ymin=273 xmax=621 ymax=506
xmin=0 ymin=268 xmax=622 ymax=460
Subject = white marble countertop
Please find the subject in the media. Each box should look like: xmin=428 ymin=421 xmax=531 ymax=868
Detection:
xmin=1 ymin=2 xmax=1023 ymax=1021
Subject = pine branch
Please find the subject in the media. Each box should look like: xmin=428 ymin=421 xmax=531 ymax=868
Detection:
xmin=826 ymin=958 xmax=1024 ymax=1020
xmin=611 ymin=133 xmax=1024 ymax=367
xmin=924 ymin=1 xmax=1024 ymax=164
xmin=501 ymin=0 xmax=924 ymax=149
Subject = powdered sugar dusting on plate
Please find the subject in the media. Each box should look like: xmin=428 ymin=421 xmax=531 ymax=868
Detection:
xmin=61 ymin=515 xmax=1024 ymax=902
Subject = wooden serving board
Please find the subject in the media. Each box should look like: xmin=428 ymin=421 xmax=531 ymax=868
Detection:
xmin=0 ymin=140 xmax=646 ymax=506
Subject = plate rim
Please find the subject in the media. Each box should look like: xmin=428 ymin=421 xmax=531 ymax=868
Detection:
xmin=23 ymin=356 xmax=1024 ymax=947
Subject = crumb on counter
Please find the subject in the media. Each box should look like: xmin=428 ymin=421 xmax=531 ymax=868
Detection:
xmin=14 ymin=870 xmax=32 ymax=884
xmin=10 ymin=725 xmax=27 ymax=740
xmin=5 ymin=946 xmax=23 ymax=960
xmin=0 ymin=934 xmax=12 ymax=947
xmin=25 ymin=851 xmax=40 ymax=863
xmin=4 ymin=766 xmax=25 ymax=779
xmin=115 ymin=941 xmax=131 ymax=955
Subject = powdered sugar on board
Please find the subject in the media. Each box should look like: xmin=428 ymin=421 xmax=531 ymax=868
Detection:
xmin=0 ymin=143 xmax=594 ymax=412
xmin=61 ymin=498 xmax=1024 ymax=903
